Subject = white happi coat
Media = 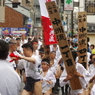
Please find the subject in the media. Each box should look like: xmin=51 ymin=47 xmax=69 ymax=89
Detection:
xmin=18 ymin=54 xmax=42 ymax=80
xmin=49 ymin=58 xmax=58 ymax=74
xmin=41 ymin=70 xmax=56 ymax=93
xmin=50 ymin=44 xmax=62 ymax=62
xmin=88 ymin=64 xmax=95 ymax=83
xmin=6 ymin=51 xmax=21 ymax=69
xmin=0 ymin=60 xmax=21 ymax=95
xmin=60 ymin=63 xmax=90 ymax=95
xmin=91 ymin=84 xmax=95 ymax=95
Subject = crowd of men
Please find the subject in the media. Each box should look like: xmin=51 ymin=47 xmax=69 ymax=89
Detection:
xmin=0 ymin=34 xmax=95 ymax=95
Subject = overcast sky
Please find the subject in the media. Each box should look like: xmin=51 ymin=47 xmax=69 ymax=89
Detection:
xmin=74 ymin=0 xmax=79 ymax=1
xmin=74 ymin=0 xmax=79 ymax=12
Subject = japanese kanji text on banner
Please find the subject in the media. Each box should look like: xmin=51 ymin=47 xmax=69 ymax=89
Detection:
xmin=45 ymin=1 xmax=82 ymax=90
xmin=78 ymin=12 xmax=87 ymax=69
xmin=38 ymin=0 xmax=57 ymax=45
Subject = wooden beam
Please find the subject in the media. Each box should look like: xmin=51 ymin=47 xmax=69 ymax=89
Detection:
xmin=45 ymin=1 xmax=82 ymax=90
xmin=78 ymin=12 xmax=87 ymax=69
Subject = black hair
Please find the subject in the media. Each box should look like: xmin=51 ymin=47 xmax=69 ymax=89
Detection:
xmin=50 ymin=51 xmax=56 ymax=53
xmin=31 ymin=40 xmax=38 ymax=45
xmin=16 ymin=38 xmax=21 ymax=41
xmin=38 ymin=37 xmax=42 ymax=40
xmin=89 ymin=54 xmax=95 ymax=65
xmin=28 ymin=38 xmax=31 ymax=41
xmin=8 ymin=38 xmax=17 ymax=44
xmin=22 ymin=43 xmax=33 ymax=51
xmin=42 ymin=58 xmax=50 ymax=65
xmin=0 ymin=40 xmax=9 ymax=59
xmin=90 ymin=54 xmax=95 ymax=60
xmin=91 ymin=44 xmax=95 ymax=49
xmin=31 ymin=37 xmax=38 ymax=44
xmin=39 ymin=47 xmax=44 ymax=53
xmin=87 ymin=44 xmax=89 ymax=47
xmin=87 ymin=37 xmax=90 ymax=42
xmin=74 ymin=43 xmax=78 ymax=47
xmin=28 ymin=38 xmax=32 ymax=43
xmin=71 ymin=50 xmax=78 ymax=61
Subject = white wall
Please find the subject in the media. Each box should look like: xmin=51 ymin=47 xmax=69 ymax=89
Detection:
xmin=88 ymin=34 xmax=95 ymax=45
xmin=79 ymin=0 xmax=95 ymax=23
xmin=87 ymin=15 xmax=95 ymax=23
xmin=79 ymin=0 xmax=85 ymax=12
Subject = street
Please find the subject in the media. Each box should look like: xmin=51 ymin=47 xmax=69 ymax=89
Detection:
xmin=19 ymin=79 xmax=73 ymax=95
xmin=19 ymin=80 xmax=68 ymax=95
xmin=19 ymin=79 xmax=89 ymax=95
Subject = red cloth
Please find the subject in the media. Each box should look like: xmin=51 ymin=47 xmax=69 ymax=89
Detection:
xmin=38 ymin=0 xmax=57 ymax=45
xmin=42 ymin=16 xmax=57 ymax=45
xmin=9 ymin=53 xmax=20 ymax=62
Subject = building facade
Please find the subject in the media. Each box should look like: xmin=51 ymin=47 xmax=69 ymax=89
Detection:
xmin=0 ymin=6 xmax=24 ymax=28
xmin=32 ymin=0 xmax=41 ymax=36
xmin=79 ymin=0 xmax=95 ymax=44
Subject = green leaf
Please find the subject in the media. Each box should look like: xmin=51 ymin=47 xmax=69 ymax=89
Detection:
xmin=66 ymin=0 xmax=72 ymax=4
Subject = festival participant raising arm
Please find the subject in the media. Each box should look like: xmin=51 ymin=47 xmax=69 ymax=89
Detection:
xmin=60 ymin=50 xmax=90 ymax=95
xmin=17 ymin=43 xmax=42 ymax=95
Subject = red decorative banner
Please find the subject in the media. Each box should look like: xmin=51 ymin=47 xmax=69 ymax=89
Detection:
xmin=38 ymin=0 xmax=57 ymax=45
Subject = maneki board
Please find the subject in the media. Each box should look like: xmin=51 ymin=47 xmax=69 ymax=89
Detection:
xmin=45 ymin=1 xmax=82 ymax=90
xmin=78 ymin=12 xmax=87 ymax=69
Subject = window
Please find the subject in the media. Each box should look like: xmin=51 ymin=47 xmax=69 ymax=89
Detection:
xmin=36 ymin=18 xmax=40 ymax=23
xmin=36 ymin=5 xmax=40 ymax=12
xmin=26 ymin=0 xmax=30 ymax=4
xmin=85 ymin=0 xmax=95 ymax=14
xmin=61 ymin=0 xmax=64 ymax=4
xmin=3 ymin=0 xmax=4 ymax=6
xmin=89 ymin=26 xmax=92 ymax=32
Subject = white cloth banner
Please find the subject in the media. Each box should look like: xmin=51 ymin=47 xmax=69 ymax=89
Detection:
xmin=38 ymin=0 xmax=57 ymax=45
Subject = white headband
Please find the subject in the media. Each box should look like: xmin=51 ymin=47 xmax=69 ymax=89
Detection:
xmin=42 ymin=61 xmax=49 ymax=65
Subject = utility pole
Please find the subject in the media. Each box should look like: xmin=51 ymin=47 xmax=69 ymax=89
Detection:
xmin=67 ymin=14 xmax=69 ymax=34
xmin=29 ymin=0 xmax=34 ymax=35
xmin=58 ymin=0 xmax=61 ymax=9
xmin=0 ymin=0 xmax=5 ymax=23
xmin=71 ymin=10 xmax=73 ymax=38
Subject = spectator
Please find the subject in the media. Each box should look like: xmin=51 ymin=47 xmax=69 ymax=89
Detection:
xmin=73 ymin=35 xmax=78 ymax=43
xmin=90 ymin=44 xmax=95 ymax=54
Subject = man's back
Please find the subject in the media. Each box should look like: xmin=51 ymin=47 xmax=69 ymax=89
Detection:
xmin=0 ymin=60 xmax=21 ymax=95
